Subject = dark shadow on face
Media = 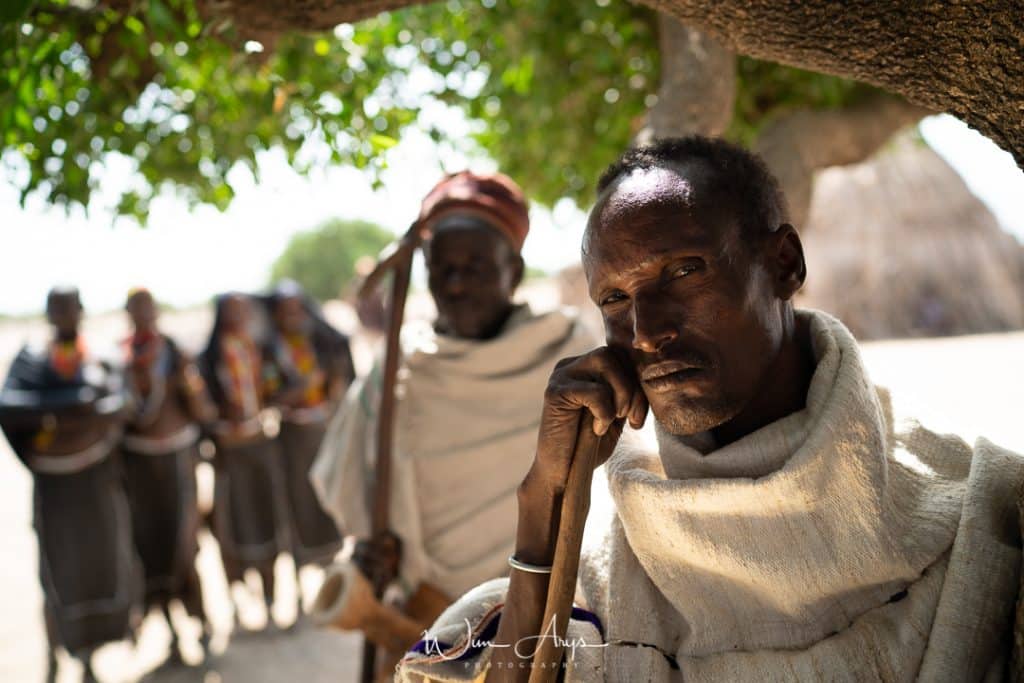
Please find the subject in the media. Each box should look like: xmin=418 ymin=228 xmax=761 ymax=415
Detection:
xmin=46 ymin=291 xmax=83 ymax=341
xmin=425 ymin=215 xmax=524 ymax=340
xmin=126 ymin=291 xmax=158 ymax=334
xmin=274 ymin=295 xmax=309 ymax=336
xmin=221 ymin=294 xmax=252 ymax=336
xmin=584 ymin=163 xmax=799 ymax=437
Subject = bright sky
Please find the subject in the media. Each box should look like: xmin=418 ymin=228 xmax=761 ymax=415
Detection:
xmin=1 ymin=113 xmax=1021 ymax=317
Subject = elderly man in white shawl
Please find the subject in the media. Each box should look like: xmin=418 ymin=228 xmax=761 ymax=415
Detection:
xmin=310 ymin=171 xmax=596 ymax=659
xmin=397 ymin=137 xmax=1024 ymax=683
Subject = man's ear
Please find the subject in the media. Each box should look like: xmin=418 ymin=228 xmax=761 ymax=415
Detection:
xmin=769 ymin=224 xmax=806 ymax=300
xmin=510 ymin=253 xmax=525 ymax=291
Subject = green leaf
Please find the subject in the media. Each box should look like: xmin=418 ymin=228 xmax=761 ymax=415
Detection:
xmin=14 ymin=106 xmax=31 ymax=130
xmin=369 ymin=133 xmax=397 ymax=151
xmin=31 ymin=37 xmax=55 ymax=64
xmin=123 ymin=16 xmax=146 ymax=36
xmin=0 ymin=0 xmax=33 ymax=22
xmin=147 ymin=0 xmax=178 ymax=35
xmin=17 ymin=71 xmax=35 ymax=106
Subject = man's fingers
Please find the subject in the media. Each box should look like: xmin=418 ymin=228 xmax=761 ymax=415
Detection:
xmin=628 ymin=387 xmax=649 ymax=429
xmin=550 ymin=379 xmax=618 ymax=435
xmin=553 ymin=354 xmax=582 ymax=372
xmin=590 ymin=351 xmax=633 ymax=419
xmin=569 ymin=349 xmax=641 ymax=421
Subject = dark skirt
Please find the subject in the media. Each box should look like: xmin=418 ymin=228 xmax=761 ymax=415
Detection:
xmin=212 ymin=436 xmax=284 ymax=581
xmin=122 ymin=443 xmax=204 ymax=618
xmin=33 ymin=453 xmax=142 ymax=653
xmin=278 ymin=420 xmax=343 ymax=566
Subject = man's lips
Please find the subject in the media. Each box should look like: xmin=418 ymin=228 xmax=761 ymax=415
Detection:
xmin=439 ymin=298 xmax=481 ymax=312
xmin=639 ymin=359 xmax=709 ymax=392
xmin=640 ymin=360 xmax=703 ymax=381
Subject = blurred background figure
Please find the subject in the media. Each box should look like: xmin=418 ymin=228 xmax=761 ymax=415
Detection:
xmin=120 ymin=288 xmax=215 ymax=665
xmin=310 ymin=171 xmax=598 ymax=676
xmin=262 ymin=280 xmax=355 ymax=620
xmin=198 ymin=292 xmax=288 ymax=632
xmin=0 ymin=287 xmax=139 ymax=683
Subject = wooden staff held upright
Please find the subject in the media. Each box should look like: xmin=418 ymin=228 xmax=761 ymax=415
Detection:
xmin=357 ymin=222 xmax=422 ymax=683
xmin=528 ymin=413 xmax=603 ymax=683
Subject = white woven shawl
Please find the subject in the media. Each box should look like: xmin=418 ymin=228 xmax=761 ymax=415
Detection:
xmin=312 ymin=305 xmax=596 ymax=598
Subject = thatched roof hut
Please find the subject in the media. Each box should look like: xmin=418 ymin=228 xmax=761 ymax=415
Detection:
xmin=798 ymin=138 xmax=1024 ymax=339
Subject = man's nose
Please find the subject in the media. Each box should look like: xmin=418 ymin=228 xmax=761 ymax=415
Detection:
xmin=443 ymin=270 xmax=468 ymax=296
xmin=631 ymin=293 xmax=679 ymax=353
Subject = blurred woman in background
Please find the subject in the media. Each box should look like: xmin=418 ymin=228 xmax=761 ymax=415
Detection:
xmin=121 ymin=287 xmax=215 ymax=661
xmin=263 ymin=280 xmax=355 ymax=618
xmin=199 ymin=292 xmax=289 ymax=631
xmin=0 ymin=286 xmax=139 ymax=682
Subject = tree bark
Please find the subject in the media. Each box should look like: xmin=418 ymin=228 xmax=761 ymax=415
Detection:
xmin=639 ymin=15 xmax=928 ymax=229
xmin=194 ymin=0 xmax=427 ymax=34
xmin=754 ymin=94 xmax=931 ymax=229
xmin=642 ymin=0 xmax=1024 ymax=170
xmin=240 ymin=0 xmax=1022 ymax=169
xmin=641 ymin=13 xmax=735 ymax=140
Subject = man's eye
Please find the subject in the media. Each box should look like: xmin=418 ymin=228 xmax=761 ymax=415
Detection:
xmin=672 ymin=264 xmax=698 ymax=278
xmin=600 ymin=292 xmax=627 ymax=307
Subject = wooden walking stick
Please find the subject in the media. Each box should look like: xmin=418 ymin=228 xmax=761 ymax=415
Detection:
xmin=358 ymin=224 xmax=420 ymax=683
xmin=528 ymin=412 xmax=603 ymax=683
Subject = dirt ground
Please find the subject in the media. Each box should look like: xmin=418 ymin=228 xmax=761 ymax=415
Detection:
xmin=0 ymin=305 xmax=1021 ymax=683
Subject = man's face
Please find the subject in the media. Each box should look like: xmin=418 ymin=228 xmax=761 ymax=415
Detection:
xmin=425 ymin=215 xmax=523 ymax=340
xmin=584 ymin=164 xmax=789 ymax=436
xmin=274 ymin=296 xmax=308 ymax=336
xmin=47 ymin=294 xmax=82 ymax=340
xmin=126 ymin=292 xmax=158 ymax=334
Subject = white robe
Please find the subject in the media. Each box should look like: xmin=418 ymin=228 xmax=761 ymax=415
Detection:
xmin=398 ymin=310 xmax=1023 ymax=682
xmin=311 ymin=305 xmax=596 ymax=599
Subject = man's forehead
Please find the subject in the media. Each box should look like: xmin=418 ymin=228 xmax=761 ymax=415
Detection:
xmin=432 ymin=213 xmax=494 ymax=232
xmin=594 ymin=165 xmax=717 ymax=236
xmin=586 ymin=162 xmax=728 ymax=252
xmin=609 ymin=165 xmax=699 ymax=207
xmin=48 ymin=294 xmax=80 ymax=308
xmin=427 ymin=214 xmax=509 ymax=255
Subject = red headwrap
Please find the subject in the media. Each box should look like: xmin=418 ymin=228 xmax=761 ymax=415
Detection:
xmin=417 ymin=170 xmax=530 ymax=252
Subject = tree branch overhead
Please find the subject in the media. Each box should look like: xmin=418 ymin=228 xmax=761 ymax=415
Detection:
xmin=280 ymin=0 xmax=1023 ymax=167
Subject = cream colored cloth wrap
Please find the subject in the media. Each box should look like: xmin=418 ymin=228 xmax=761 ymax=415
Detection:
xmin=398 ymin=310 xmax=1024 ymax=682
xmin=311 ymin=305 xmax=596 ymax=599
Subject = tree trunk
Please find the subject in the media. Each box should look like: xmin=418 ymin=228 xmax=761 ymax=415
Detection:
xmin=254 ymin=0 xmax=1022 ymax=168
xmin=642 ymin=13 xmax=735 ymax=140
xmin=640 ymin=15 xmax=928 ymax=229
xmin=642 ymin=0 xmax=1024 ymax=170
xmin=753 ymin=94 xmax=931 ymax=229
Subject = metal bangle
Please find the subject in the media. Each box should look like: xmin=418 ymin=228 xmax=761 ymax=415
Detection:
xmin=508 ymin=555 xmax=553 ymax=574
